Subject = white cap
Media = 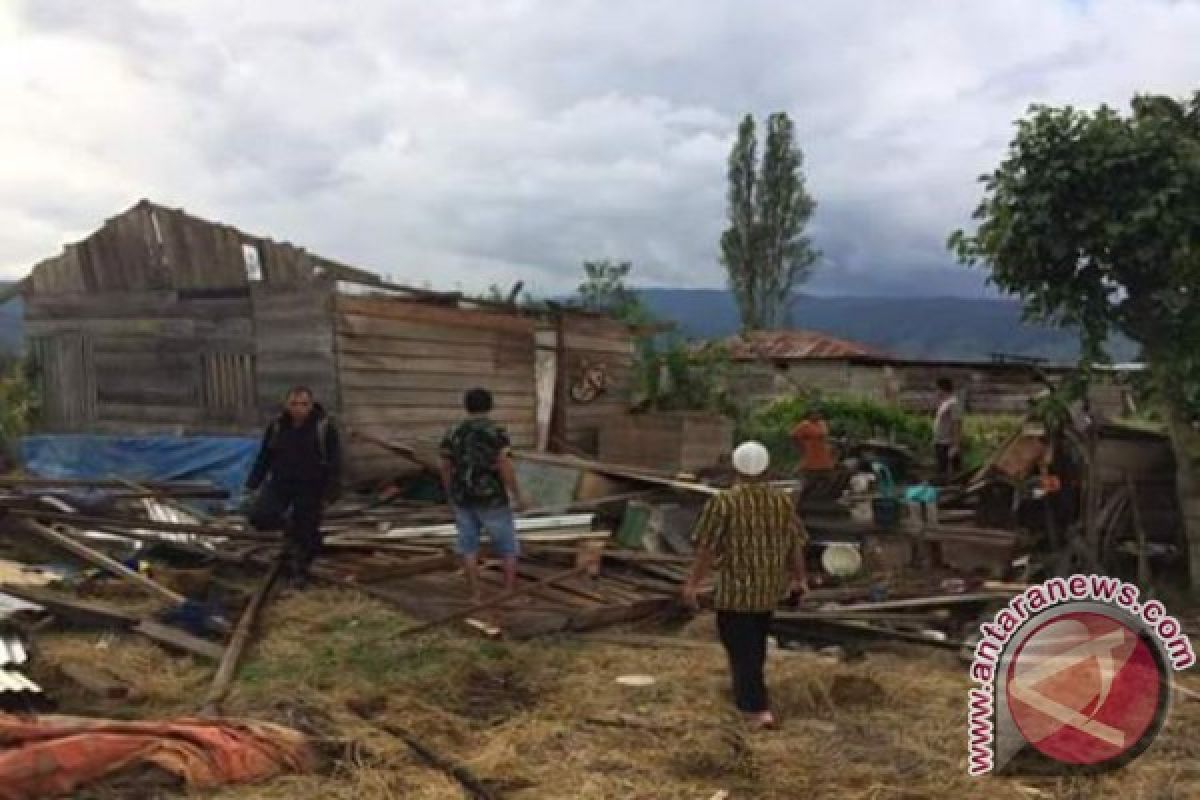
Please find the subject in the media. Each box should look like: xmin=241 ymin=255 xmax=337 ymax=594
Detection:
xmin=732 ymin=440 xmax=770 ymax=477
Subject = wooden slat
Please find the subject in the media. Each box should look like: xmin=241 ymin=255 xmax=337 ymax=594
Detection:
xmin=25 ymin=294 xmax=252 ymax=322
xmin=336 ymin=314 xmax=533 ymax=348
xmin=338 ymin=370 xmax=534 ymax=393
xmin=341 ymin=387 xmax=534 ymax=409
xmin=335 ymin=295 xmax=534 ymax=335
xmin=336 ymin=336 xmax=527 ymax=362
xmin=348 ymin=422 xmax=537 ymax=444
xmin=92 ymin=353 xmax=196 ymax=374
xmin=561 ymin=334 xmax=635 ymax=355
xmin=26 ymin=318 xmax=197 ymax=338
xmin=92 ymin=336 xmax=255 ymax=356
xmin=254 ymin=332 xmax=334 ymax=354
xmin=339 ymin=351 xmax=532 ymax=375
xmin=97 ymin=387 xmax=197 ymax=407
xmin=344 ymin=408 xmax=535 ymax=428
xmin=98 ymin=403 xmax=205 ymax=424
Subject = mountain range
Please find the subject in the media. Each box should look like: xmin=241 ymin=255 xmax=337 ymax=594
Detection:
xmin=636 ymin=289 xmax=1137 ymax=363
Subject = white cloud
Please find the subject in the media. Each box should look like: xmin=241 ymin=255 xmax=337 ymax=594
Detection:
xmin=2 ymin=0 xmax=1199 ymax=296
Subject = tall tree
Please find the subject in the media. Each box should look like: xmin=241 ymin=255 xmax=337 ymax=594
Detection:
xmin=719 ymin=112 xmax=819 ymax=330
xmin=950 ymin=92 xmax=1200 ymax=590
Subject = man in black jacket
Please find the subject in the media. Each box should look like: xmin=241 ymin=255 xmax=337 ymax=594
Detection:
xmin=244 ymin=386 xmax=342 ymax=586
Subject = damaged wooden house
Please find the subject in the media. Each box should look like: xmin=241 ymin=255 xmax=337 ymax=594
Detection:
xmin=17 ymin=200 xmax=643 ymax=485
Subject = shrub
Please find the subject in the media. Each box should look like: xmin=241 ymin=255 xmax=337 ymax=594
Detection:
xmin=0 ymin=359 xmax=37 ymax=461
xmin=739 ymin=394 xmax=933 ymax=473
xmin=739 ymin=393 xmax=1027 ymax=474
xmin=633 ymin=338 xmax=736 ymax=416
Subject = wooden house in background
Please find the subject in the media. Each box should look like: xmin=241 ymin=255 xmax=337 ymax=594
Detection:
xmin=714 ymin=330 xmax=1136 ymax=420
xmin=20 ymin=200 xmax=637 ymax=482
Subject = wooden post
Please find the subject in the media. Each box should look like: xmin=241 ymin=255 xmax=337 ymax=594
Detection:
xmin=1126 ymin=475 xmax=1152 ymax=590
xmin=201 ymin=556 xmax=285 ymax=715
xmin=6 ymin=508 xmax=272 ymax=542
xmin=551 ymin=310 xmax=569 ymax=453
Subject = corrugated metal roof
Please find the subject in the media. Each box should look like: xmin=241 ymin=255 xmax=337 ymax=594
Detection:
xmin=0 ymin=593 xmax=43 ymax=617
xmin=0 ymin=668 xmax=40 ymax=694
xmin=721 ymin=330 xmax=887 ymax=361
xmin=0 ymin=634 xmax=27 ymax=667
xmin=0 ymin=631 xmax=39 ymax=696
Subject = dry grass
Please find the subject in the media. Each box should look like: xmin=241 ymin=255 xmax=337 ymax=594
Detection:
xmin=29 ymin=587 xmax=1200 ymax=800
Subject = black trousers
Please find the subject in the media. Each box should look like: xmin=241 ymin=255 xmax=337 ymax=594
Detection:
xmin=935 ymin=444 xmax=962 ymax=482
xmin=249 ymin=479 xmax=326 ymax=575
xmin=716 ymin=610 xmax=773 ymax=713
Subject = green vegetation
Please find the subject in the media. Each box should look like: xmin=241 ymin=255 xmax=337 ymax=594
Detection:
xmin=950 ymin=90 xmax=1200 ymax=588
xmin=0 ymin=359 xmax=38 ymax=462
xmin=573 ymin=259 xmax=735 ymax=415
xmin=632 ymin=338 xmax=735 ymax=415
xmin=739 ymin=393 xmax=1021 ymax=474
xmin=962 ymin=415 xmax=1024 ymax=470
xmin=739 ymin=394 xmax=932 ymax=473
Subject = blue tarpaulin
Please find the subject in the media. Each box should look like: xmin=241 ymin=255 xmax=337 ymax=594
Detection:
xmin=19 ymin=435 xmax=260 ymax=505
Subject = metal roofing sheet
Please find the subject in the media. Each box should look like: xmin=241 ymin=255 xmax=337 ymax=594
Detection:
xmin=0 ymin=634 xmax=28 ymax=667
xmin=0 ymin=668 xmax=40 ymax=694
xmin=722 ymin=330 xmax=886 ymax=361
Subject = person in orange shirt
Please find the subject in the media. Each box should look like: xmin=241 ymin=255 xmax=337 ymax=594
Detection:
xmin=790 ymin=408 xmax=835 ymax=472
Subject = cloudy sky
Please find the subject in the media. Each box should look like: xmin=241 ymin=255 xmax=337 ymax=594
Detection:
xmin=2 ymin=1 xmax=1199 ymax=297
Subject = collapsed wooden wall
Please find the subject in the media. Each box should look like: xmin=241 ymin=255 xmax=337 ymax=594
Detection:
xmin=334 ymin=295 xmax=538 ymax=481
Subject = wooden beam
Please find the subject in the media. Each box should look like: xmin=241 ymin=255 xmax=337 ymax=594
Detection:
xmin=201 ymin=556 xmax=285 ymax=715
xmin=11 ymin=517 xmax=185 ymax=607
xmin=0 ymin=584 xmax=224 ymax=661
xmin=7 ymin=508 xmax=274 ymax=542
xmin=513 ymin=451 xmax=720 ymax=495
xmin=133 ymin=620 xmax=225 ymax=661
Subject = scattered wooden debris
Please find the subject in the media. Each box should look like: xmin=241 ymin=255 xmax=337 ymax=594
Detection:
xmin=57 ymin=661 xmax=139 ymax=701
xmin=11 ymin=517 xmax=186 ymax=608
xmin=202 ymin=556 xmax=286 ymax=716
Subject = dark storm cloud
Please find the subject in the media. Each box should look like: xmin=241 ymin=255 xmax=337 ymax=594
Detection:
xmin=4 ymin=0 xmax=1200 ymax=297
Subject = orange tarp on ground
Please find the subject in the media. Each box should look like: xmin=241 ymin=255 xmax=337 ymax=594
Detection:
xmin=0 ymin=713 xmax=315 ymax=800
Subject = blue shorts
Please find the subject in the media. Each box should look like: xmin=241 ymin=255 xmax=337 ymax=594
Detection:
xmin=452 ymin=505 xmax=520 ymax=557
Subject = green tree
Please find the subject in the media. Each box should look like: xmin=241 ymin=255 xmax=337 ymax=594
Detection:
xmin=950 ymin=92 xmax=1200 ymax=589
xmin=574 ymin=259 xmax=651 ymax=325
xmin=719 ymin=112 xmax=820 ymax=331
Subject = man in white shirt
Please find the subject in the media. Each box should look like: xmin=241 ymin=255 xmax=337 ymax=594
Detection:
xmin=933 ymin=377 xmax=962 ymax=483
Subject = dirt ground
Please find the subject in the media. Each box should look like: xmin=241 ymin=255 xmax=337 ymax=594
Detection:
xmin=29 ymin=587 xmax=1200 ymax=800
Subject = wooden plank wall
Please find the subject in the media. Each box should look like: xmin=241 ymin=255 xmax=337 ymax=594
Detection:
xmin=556 ymin=315 xmax=635 ymax=454
xmin=334 ymin=295 xmax=538 ymax=481
xmin=251 ymin=285 xmax=337 ymax=417
xmin=598 ymin=412 xmax=733 ymax=472
xmin=25 ymin=289 xmax=259 ymax=434
xmin=27 ymin=333 xmax=95 ymax=430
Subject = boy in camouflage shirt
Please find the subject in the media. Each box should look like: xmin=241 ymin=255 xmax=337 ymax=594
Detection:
xmin=440 ymin=388 xmax=527 ymax=600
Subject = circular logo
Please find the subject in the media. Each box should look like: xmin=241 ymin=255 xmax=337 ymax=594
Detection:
xmin=1005 ymin=611 xmax=1169 ymax=768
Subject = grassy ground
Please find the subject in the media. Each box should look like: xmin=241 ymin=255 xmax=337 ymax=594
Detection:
xmin=28 ymin=586 xmax=1200 ymax=800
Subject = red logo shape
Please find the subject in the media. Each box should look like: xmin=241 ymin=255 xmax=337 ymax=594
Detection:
xmin=1006 ymin=612 xmax=1163 ymax=766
